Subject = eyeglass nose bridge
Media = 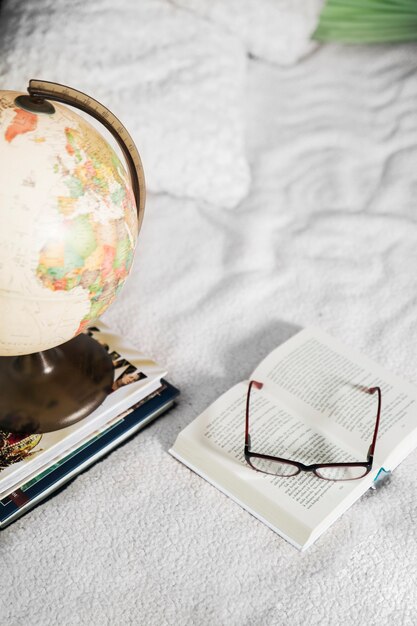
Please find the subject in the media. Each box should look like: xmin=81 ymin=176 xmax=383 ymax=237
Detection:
xmin=298 ymin=462 xmax=319 ymax=474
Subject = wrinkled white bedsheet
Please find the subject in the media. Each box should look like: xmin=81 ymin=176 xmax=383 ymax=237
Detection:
xmin=1 ymin=1 xmax=417 ymax=624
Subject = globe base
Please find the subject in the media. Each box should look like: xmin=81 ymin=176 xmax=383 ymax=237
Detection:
xmin=0 ymin=334 xmax=114 ymax=434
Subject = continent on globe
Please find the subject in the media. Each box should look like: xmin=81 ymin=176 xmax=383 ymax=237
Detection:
xmin=5 ymin=108 xmax=37 ymax=143
xmin=36 ymin=125 xmax=136 ymax=334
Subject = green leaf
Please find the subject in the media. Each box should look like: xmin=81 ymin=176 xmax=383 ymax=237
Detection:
xmin=313 ymin=0 xmax=417 ymax=43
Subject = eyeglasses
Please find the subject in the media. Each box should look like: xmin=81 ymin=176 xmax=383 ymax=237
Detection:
xmin=244 ymin=381 xmax=382 ymax=481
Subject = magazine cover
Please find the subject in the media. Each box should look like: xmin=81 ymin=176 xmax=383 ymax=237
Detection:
xmin=0 ymin=323 xmax=166 ymax=496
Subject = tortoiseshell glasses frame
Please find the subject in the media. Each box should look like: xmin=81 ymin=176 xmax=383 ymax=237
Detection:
xmin=244 ymin=381 xmax=382 ymax=481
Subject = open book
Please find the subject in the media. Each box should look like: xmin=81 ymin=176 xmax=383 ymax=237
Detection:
xmin=170 ymin=327 xmax=417 ymax=550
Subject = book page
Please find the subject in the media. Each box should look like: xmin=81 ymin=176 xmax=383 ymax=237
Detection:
xmin=170 ymin=383 xmax=372 ymax=547
xmin=252 ymin=328 xmax=417 ymax=466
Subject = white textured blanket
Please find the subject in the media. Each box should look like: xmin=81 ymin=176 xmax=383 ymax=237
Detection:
xmin=1 ymin=1 xmax=417 ymax=624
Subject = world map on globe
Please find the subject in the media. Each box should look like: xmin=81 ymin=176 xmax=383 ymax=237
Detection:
xmin=0 ymin=91 xmax=138 ymax=356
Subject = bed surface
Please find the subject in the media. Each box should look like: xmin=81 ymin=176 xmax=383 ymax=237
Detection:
xmin=1 ymin=1 xmax=417 ymax=623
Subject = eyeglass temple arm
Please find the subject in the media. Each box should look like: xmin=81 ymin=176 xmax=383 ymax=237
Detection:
xmin=367 ymin=386 xmax=382 ymax=462
xmin=245 ymin=380 xmax=263 ymax=449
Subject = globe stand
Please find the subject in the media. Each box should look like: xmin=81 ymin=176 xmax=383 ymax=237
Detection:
xmin=0 ymin=334 xmax=114 ymax=434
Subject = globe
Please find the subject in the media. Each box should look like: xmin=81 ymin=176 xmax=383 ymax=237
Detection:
xmin=0 ymin=81 xmax=145 ymax=433
xmin=0 ymin=89 xmax=139 ymax=356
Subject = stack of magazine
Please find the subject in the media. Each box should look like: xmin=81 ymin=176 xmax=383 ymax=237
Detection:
xmin=0 ymin=324 xmax=179 ymax=529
